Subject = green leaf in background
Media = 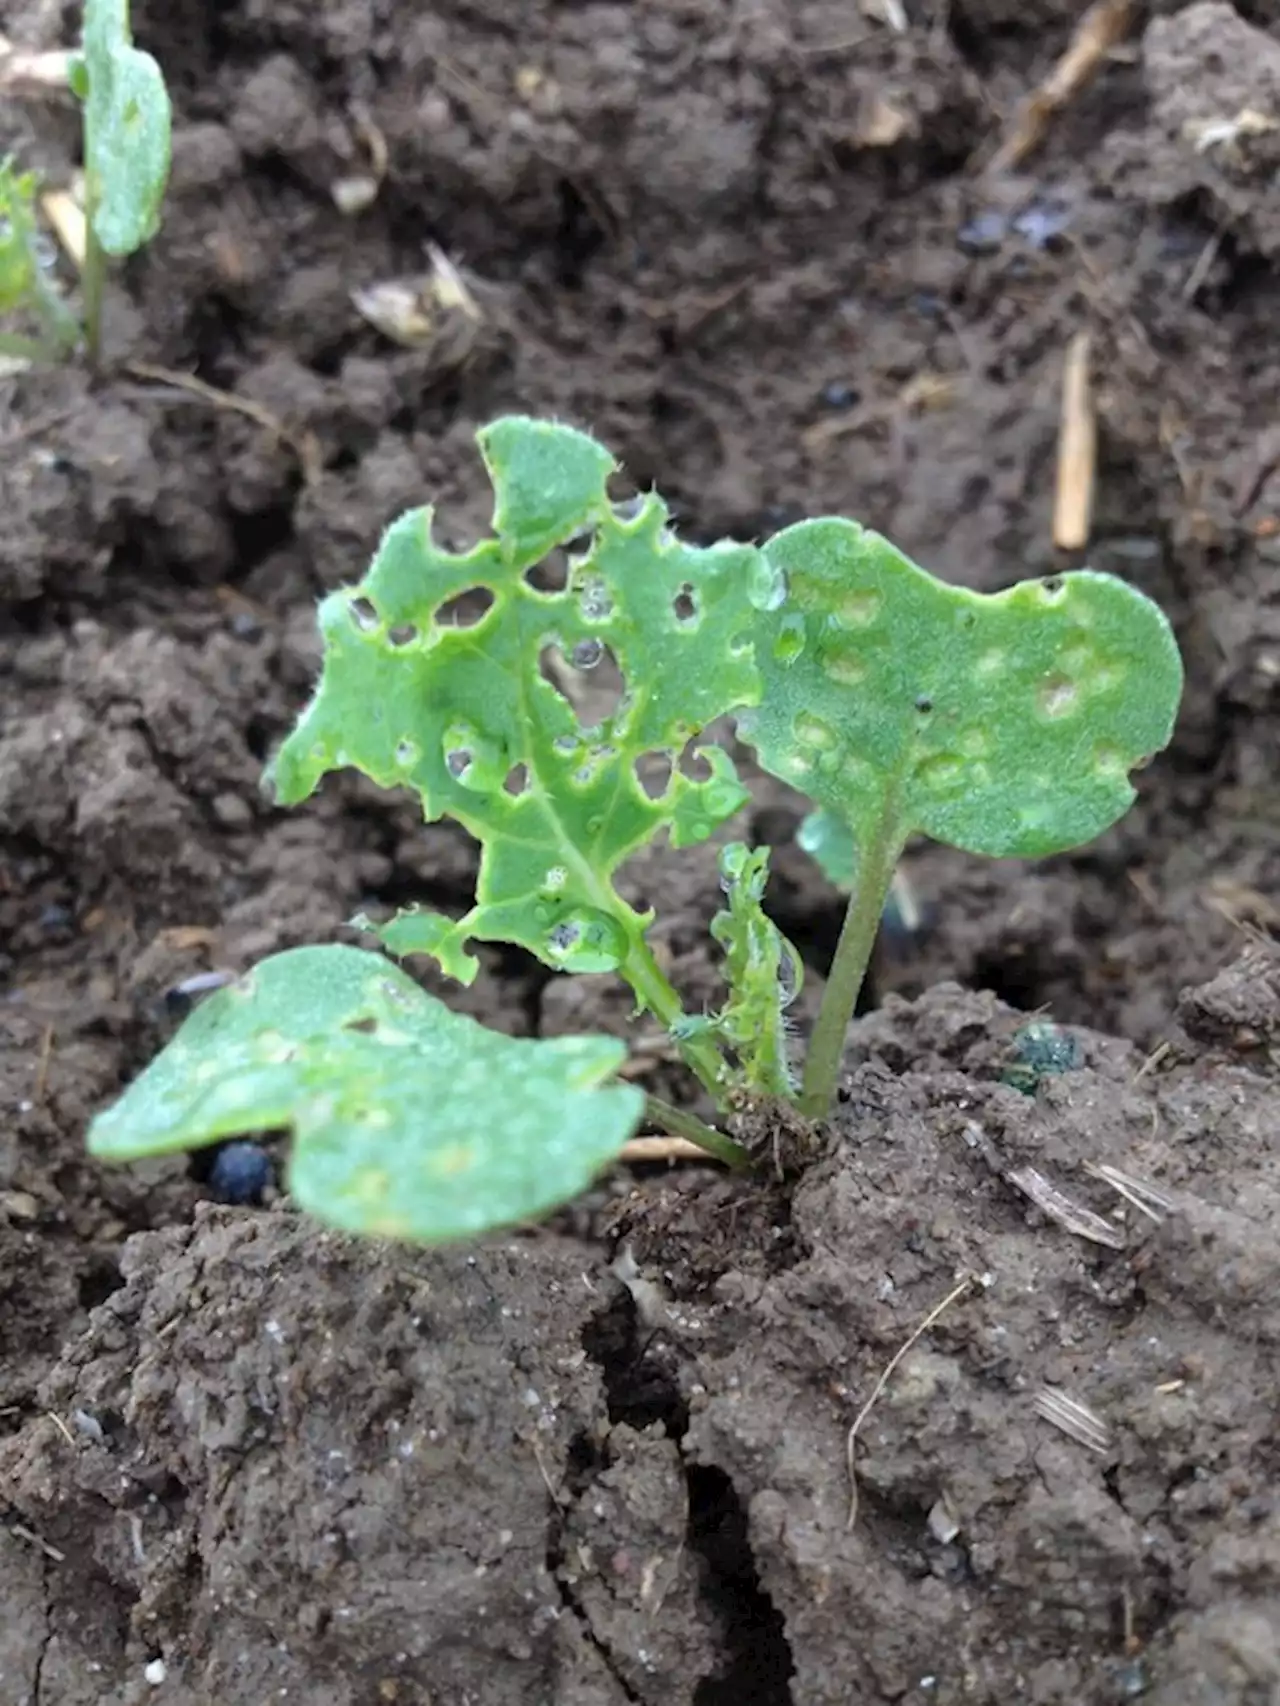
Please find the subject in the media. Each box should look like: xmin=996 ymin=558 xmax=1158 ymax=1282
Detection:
xmin=271 ymin=417 xmax=765 ymax=1091
xmin=0 ymin=161 xmax=41 ymax=315
xmin=743 ymin=520 xmax=1183 ymax=860
xmin=88 ymin=945 xmax=644 ymax=1244
xmin=674 ymin=843 xmax=801 ymax=1097
xmin=78 ymin=0 xmax=171 ymax=256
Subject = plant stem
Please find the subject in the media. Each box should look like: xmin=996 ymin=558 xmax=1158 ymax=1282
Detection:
xmin=81 ymin=195 xmax=105 ymax=367
xmin=644 ymin=1094 xmax=751 ymax=1169
xmin=621 ymin=935 xmax=730 ymax=1105
xmin=799 ymin=802 xmax=906 ymax=1119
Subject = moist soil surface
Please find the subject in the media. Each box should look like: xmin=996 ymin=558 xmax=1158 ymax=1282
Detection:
xmin=2 ymin=1 xmax=1279 ymax=1701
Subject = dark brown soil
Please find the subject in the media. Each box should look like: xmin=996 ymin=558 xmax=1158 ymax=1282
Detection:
xmin=2 ymin=1 xmax=1279 ymax=1701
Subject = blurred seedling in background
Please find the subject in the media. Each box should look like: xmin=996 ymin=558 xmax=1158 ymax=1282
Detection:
xmin=89 ymin=417 xmax=1183 ymax=1245
xmin=0 ymin=0 xmax=170 ymax=364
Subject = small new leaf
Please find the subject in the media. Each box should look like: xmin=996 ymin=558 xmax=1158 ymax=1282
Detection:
xmin=79 ymin=0 xmax=171 ymax=256
xmin=742 ymin=520 xmax=1183 ymax=860
xmin=87 ymin=944 xmax=644 ymax=1244
xmin=675 ymin=843 xmax=800 ymax=1097
xmin=272 ymin=418 xmax=763 ymax=1014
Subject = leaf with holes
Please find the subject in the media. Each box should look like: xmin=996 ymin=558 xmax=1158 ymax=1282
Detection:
xmin=76 ymin=0 xmax=171 ymax=257
xmin=675 ymin=843 xmax=802 ymax=1097
xmin=270 ymin=416 xmax=767 ymax=1083
xmin=742 ymin=521 xmax=1183 ymax=860
xmin=87 ymin=945 xmax=644 ymax=1244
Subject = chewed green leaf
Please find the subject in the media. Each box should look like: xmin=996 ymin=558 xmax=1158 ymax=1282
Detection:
xmin=742 ymin=520 xmax=1183 ymax=859
xmin=79 ymin=0 xmax=171 ymax=256
xmin=271 ymin=418 xmax=761 ymax=993
xmin=87 ymin=945 xmax=643 ymax=1244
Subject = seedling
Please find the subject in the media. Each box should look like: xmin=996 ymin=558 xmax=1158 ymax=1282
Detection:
xmin=0 ymin=160 xmax=79 ymax=363
xmin=89 ymin=418 xmax=1183 ymax=1244
xmin=0 ymin=0 xmax=170 ymax=364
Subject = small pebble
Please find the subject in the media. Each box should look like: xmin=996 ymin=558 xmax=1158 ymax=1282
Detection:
xmin=39 ymin=902 xmax=73 ymax=934
xmin=1001 ymin=1020 xmax=1083 ymax=1095
xmin=209 ymin=1140 xmax=273 ymax=1205
xmin=955 ymin=210 xmax=1007 ymax=256
xmin=211 ymin=791 xmax=253 ymax=829
xmin=144 ymin=1658 xmax=166 ymax=1686
xmin=1011 ymin=195 xmax=1072 ymax=248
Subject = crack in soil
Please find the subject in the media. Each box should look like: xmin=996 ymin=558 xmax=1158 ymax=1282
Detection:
xmin=581 ymin=1286 xmax=795 ymax=1705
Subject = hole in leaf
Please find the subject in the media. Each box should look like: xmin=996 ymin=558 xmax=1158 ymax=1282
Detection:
xmin=673 ymin=583 xmax=698 ymax=622
xmin=446 ymin=748 xmax=472 ymax=778
xmin=387 ymin=622 xmax=418 ymax=646
xmin=915 ymin=695 xmax=933 ymax=714
xmin=525 ymin=550 xmax=570 ymax=594
xmin=1041 ymin=575 xmax=1065 ymax=598
xmin=343 ymin=1015 xmax=379 ymax=1034
xmin=435 ymin=588 xmax=495 ymax=628
xmin=677 ymin=742 xmax=713 ymax=782
xmin=540 ymin=643 xmax=626 ymax=726
xmin=505 ymin=764 xmax=529 ymax=795
xmin=349 ymin=596 xmax=379 ymax=631
xmin=634 ymin=750 xmax=674 ymax=800
xmin=610 ymin=491 xmax=646 ymax=522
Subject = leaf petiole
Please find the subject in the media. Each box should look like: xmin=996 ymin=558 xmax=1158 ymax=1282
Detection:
xmin=799 ymin=789 xmax=906 ymax=1118
xmin=81 ymin=182 xmax=106 ymax=366
xmin=620 ymin=933 xmax=732 ymax=1105
xmin=643 ymin=1094 xmax=751 ymax=1169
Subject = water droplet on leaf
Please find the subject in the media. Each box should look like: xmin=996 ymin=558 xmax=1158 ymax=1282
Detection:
xmin=545 ymin=910 xmax=628 ymax=973
xmin=580 ymin=578 xmax=613 ymax=621
xmin=748 ymin=556 xmax=788 ymax=612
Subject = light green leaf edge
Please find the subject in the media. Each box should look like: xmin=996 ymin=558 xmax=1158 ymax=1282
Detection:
xmin=79 ymin=0 xmax=172 ymax=256
xmin=88 ymin=944 xmax=644 ymax=1245
xmin=742 ymin=519 xmax=1184 ymax=861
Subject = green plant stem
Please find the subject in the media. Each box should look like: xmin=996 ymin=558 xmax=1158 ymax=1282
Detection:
xmin=81 ymin=204 xmax=106 ymax=367
xmin=799 ymin=801 xmax=906 ymax=1119
xmin=644 ymin=1094 xmax=751 ymax=1169
xmin=621 ymin=935 xmax=730 ymax=1105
